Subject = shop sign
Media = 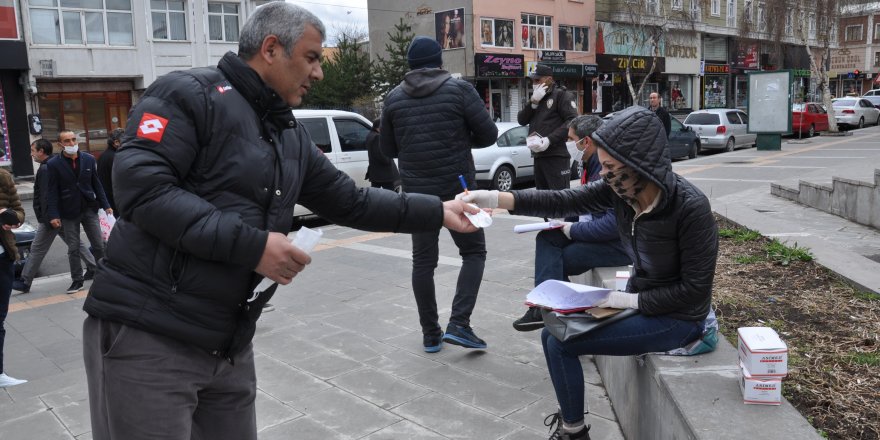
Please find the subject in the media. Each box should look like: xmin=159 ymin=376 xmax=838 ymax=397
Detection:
xmin=596 ymin=54 xmax=665 ymax=74
xmin=28 ymin=114 xmax=43 ymax=135
xmin=792 ymin=69 xmax=811 ymax=77
xmin=526 ymin=61 xmax=584 ymax=78
xmin=475 ymin=53 xmax=524 ymax=78
xmin=597 ymin=73 xmax=613 ymax=86
xmin=829 ymin=48 xmax=863 ymax=71
xmin=539 ymin=50 xmax=566 ymax=62
xmin=665 ymin=44 xmax=698 ymax=59
xmin=732 ymin=43 xmax=759 ymax=69
xmin=582 ymin=64 xmax=598 ymax=77
xmin=704 ymin=63 xmax=730 ymax=74
xmin=596 ymin=21 xmax=665 ymax=57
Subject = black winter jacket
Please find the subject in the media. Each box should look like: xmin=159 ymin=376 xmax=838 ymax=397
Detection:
xmin=32 ymin=156 xmax=51 ymax=224
xmin=511 ymin=106 xmax=717 ymax=321
xmin=516 ymin=83 xmax=578 ymax=159
xmin=97 ymin=146 xmax=117 ymax=211
xmin=84 ymin=52 xmax=447 ymax=357
xmin=381 ymin=68 xmax=497 ymax=196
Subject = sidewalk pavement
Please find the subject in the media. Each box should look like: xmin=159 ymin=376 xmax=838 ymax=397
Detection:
xmin=0 ymin=214 xmax=626 ymax=440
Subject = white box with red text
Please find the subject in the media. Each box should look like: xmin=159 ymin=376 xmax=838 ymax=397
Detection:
xmin=737 ymin=327 xmax=787 ymax=377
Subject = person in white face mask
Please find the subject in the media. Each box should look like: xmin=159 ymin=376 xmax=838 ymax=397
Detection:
xmin=512 ymin=115 xmax=631 ymax=332
xmin=45 ymin=130 xmax=112 ymax=294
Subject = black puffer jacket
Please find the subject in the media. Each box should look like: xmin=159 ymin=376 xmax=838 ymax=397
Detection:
xmin=511 ymin=106 xmax=717 ymax=321
xmin=516 ymin=83 xmax=578 ymax=159
xmin=381 ymin=69 xmax=497 ymax=196
xmin=84 ymin=52 xmax=446 ymax=356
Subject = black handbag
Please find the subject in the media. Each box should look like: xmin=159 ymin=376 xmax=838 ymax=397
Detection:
xmin=541 ymin=308 xmax=640 ymax=342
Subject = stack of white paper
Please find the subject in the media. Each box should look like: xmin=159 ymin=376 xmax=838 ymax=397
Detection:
xmin=525 ymin=280 xmax=611 ymax=312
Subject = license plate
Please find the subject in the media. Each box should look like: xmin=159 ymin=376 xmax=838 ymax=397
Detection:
xmin=700 ymin=137 xmax=708 ymax=143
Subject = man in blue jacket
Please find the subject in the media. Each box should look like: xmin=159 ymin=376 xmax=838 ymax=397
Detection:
xmin=513 ymin=115 xmax=632 ymax=331
xmin=46 ymin=130 xmax=111 ymax=294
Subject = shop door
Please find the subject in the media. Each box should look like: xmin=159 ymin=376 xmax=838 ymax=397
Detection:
xmin=491 ymin=92 xmax=502 ymax=122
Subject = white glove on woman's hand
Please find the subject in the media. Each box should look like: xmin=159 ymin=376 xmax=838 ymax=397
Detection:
xmin=530 ymin=83 xmax=548 ymax=104
xmin=561 ymin=222 xmax=574 ymax=239
xmin=595 ymin=291 xmax=639 ymax=309
xmin=455 ymin=190 xmax=499 ymax=209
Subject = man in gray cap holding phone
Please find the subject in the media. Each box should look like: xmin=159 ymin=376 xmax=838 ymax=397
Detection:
xmin=518 ymin=64 xmax=578 ymax=190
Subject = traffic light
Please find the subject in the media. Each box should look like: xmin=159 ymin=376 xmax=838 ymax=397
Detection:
xmin=854 ymin=69 xmax=860 ymax=76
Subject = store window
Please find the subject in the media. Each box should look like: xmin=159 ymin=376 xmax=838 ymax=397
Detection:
xmin=29 ymin=0 xmax=133 ymax=46
xmin=208 ymin=3 xmax=240 ymax=42
xmin=521 ymin=13 xmax=552 ymax=50
xmin=558 ymin=25 xmax=589 ymax=52
xmin=37 ymin=91 xmax=131 ymax=157
xmin=668 ymin=76 xmax=691 ymax=110
xmin=480 ymin=18 xmax=514 ymax=48
xmin=151 ymin=0 xmax=186 ymax=41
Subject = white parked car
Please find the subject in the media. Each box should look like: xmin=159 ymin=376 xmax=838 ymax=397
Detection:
xmin=683 ymin=109 xmax=756 ymax=152
xmin=831 ymin=98 xmax=880 ymax=128
xmin=472 ymin=122 xmax=534 ymax=191
xmin=292 ymin=109 xmax=372 ymax=220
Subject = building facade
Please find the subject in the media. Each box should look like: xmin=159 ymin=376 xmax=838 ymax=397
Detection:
xmin=832 ymin=5 xmax=880 ymax=96
xmin=4 ymin=0 xmax=263 ymax=177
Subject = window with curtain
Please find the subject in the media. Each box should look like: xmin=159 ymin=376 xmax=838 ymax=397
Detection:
xmin=151 ymin=0 xmax=186 ymax=40
xmin=28 ymin=0 xmax=132 ymax=45
xmin=208 ymin=3 xmax=240 ymax=42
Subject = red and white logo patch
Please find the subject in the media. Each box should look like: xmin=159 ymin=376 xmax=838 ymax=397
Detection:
xmin=136 ymin=113 xmax=168 ymax=143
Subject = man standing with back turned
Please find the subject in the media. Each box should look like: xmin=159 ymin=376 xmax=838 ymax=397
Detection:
xmin=381 ymin=36 xmax=498 ymax=353
xmin=518 ymin=64 xmax=577 ymax=190
xmin=81 ymin=5 xmax=481 ymax=439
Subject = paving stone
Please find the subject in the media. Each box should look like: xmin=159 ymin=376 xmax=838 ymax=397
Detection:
xmin=313 ymin=330 xmax=397 ymax=362
xmin=4 ymin=368 xmax=85 ymax=401
xmin=407 ymin=364 xmax=542 ymax=416
xmin=258 ymin=416 xmax=350 ymax=440
xmin=290 ymin=351 xmax=364 ymax=380
xmin=253 ymin=329 xmax=328 ymax=365
xmin=0 ymin=395 xmax=49 ymax=425
xmin=362 ymin=350 xmax=444 ymax=380
xmin=362 ymin=419 xmax=448 ymax=439
xmin=255 ymin=390 xmax=303 ymax=431
xmin=254 ymin=353 xmax=331 ymax=403
xmin=51 ymin=399 xmax=91 ymax=437
xmin=0 ymin=409 xmax=75 ymax=439
xmin=393 ymin=393 xmax=520 ymax=440
xmin=39 ymin=383 xmax=88 ymax=409
xmin=440 ymin=350 xmax=547 ymax=389
xmin=329 ymin=367 xmax=429 ymax=409
xmin=290 ymin=387 xmax=400 ymax=438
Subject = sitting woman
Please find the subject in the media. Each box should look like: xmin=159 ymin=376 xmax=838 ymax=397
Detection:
xmin=460 ymin=106 xmax=718 ymax=440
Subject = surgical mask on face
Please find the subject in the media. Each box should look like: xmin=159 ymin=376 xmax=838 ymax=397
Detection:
xmin=566 ymin=139 xmax=585 ymax=162
xmin=63 ymin=145 xmax=79 ymax=155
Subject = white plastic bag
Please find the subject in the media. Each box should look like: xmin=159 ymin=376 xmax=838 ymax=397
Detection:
xmin=98 ymin=210 xmax=116 ymax=241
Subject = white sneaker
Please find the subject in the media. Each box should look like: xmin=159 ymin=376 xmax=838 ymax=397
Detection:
xmin=0 ymin=373 xmax=28 ymax=387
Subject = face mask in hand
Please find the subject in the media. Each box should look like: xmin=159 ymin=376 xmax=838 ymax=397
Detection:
xmin=63 ymin=145 xmax=79 ymax=155
xmin=566 ymin=139 xmax=585 ymax=162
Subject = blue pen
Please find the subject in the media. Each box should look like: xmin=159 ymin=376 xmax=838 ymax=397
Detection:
xmin=458 ymin=174 xmax=469 ymax=195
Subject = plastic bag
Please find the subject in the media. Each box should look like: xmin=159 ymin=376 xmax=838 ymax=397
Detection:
xmin=98 ymin=210 xmax=116 ymax=241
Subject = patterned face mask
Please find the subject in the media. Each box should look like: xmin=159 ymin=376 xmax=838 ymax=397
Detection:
xmin=602 ymin=163 xmax=646 ymax=205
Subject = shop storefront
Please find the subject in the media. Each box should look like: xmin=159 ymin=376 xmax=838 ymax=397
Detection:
xmin=35 ymin=82 xmax=133 ymax=158
xmin=474 ymin=53 xmax=524 ymax=122
xmin=595 ymin=54 xmax=665 ymax=113
xmin=663 ymin=31 xmax=701 ymax=112
xmin=828 ymin=47 xmax=865 ymax=97
xmin=1 ymin=39 xmax=33 ymax=176
xmin=702 ymin=63 xmax=730 ymax=109
xmin=731 ymin=42 xmax=760 ymax=110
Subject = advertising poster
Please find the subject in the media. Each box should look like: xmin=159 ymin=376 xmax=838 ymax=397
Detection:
xmin=479 ymin=18 xmax=513 ymax=48
xmin=435 ymin=8 xmax=465 ymax=50
xmin=704 ymin=75 xmax=727 ymax=108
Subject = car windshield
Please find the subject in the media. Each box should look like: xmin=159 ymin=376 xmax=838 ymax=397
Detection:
xmin=792 ymin=103 xmax=806 ymax=112
xmin=684 ymin=113 xmax=720 ymax=125
xmin=833 ymin=99 xmax=856 ymax=107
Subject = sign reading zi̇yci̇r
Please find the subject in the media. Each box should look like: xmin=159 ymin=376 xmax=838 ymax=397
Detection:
xmin=597 ymin=55 xmax=666 ymax=74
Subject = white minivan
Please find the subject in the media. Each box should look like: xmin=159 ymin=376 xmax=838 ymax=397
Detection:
xmin=292 ymin=109 xmax=372 ymax=220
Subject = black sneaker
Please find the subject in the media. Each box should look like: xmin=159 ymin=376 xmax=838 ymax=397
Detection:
xmin=423 ymin=332 xmax=443 ymax=353
xmin=442 ymin=323 xmax=487 ymax=349
xmin=545 ymin=412 xmax=591 ymax=440
xmin=12 ymin=279 xmax=30 ymax=294
xmin=66 ymin=280 xmax=84 ymax=294
xmin=84 ymin=269 xmax=96 ymax=280
xmin=513 ymin=307 xmax=545 ymax=332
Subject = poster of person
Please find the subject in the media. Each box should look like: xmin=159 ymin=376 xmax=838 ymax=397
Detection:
xmin=494 ymin=19 xmax=513 ymax=48
xmin=436 ymin=8 xmax=465 ymax=50
xmin=704 ymin=76 xmax=727 ymax=108
xmin=481 ymin=19 xmax=493 ymax=45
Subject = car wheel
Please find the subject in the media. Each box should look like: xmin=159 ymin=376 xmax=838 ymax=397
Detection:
xmin=808 ymin=124 xmax=815 ymax=137
xmin=492 ymin=165 xmax=514 ymax=191
xmin=724 ymin=137 xmax=735 ymax=152
xmin=858 ymin=117 xmax=864 ymax=128
xmin=688 ymin=141 xmax=698 ymax=159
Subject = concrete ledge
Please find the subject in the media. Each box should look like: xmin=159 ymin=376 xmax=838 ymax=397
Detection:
xmin=595 ymin=338 xmax=822 ymax=440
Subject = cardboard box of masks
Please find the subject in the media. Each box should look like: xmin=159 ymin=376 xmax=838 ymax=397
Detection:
xmin=737 ymin=327 xmax=788 ymax=377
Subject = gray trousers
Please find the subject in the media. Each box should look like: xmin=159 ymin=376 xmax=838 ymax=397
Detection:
xmin=83 ymin=316 xmax=257 ymax=440
xmin=19 ymin=222 xmax=95 ymax=284
xmin=59 ymin=210 xmax=104 ymax=282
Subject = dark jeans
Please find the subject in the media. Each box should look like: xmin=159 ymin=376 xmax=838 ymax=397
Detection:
xmin=83 ymin=317 xmax=257 ymax=440
xmin=411 ymin=227 xmax=486 ymax=336
xmin=541 ymin=315 xmax=702 ymax=423
xmin=534 ymin=229 xmax=631 ymax=286
xmin=534 ymin=156 xmax=572 ymax=190
xmin=0 ymin=257 xmax=13 ymax=373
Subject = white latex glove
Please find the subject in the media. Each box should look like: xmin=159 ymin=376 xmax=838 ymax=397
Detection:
xmin=456 ymin=189 xmax=499 ymax=209
xmin=595 ymin=291 xmax=639 ymax=309
xmin=529 ymin=137 xmax=550 ymax=153
xmin=561 ymin=222 xmax=574 ymax=239
xmin=530 ymin=83 xmax=548 ymax=104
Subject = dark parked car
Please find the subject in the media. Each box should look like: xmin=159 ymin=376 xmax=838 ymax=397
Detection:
xmin=667 ymin=117 xmax=699 ymax=159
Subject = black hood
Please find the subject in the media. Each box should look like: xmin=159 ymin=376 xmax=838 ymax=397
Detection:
xmin=591 ymin=105 xmax=674 ymax=209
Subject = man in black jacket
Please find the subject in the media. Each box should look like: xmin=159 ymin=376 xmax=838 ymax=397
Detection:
xmin=517 ymin=64 xmax=578 ymax=189
xmin=80 ymin=5 xmax=481 ymax=440
xmin=97 ymin=128 xmax=124 ymax=211
xmin=365 ymin=118 xmax=399 ymax=190
xmin=381 ymin=36 xmax=497 ymax=353
xmin=12 ymin=139 xmax=95 ymax=294
xmin=649 ymin=92 xmax=672 ymax=136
